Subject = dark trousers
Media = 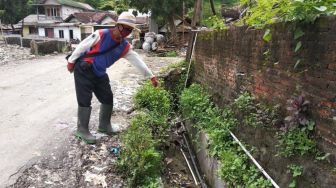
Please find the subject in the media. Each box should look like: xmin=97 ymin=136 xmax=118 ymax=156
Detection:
xmin=74 ymin=61 xmax=113 ymax=107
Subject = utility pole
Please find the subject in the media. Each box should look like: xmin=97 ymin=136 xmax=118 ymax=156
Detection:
xmin=187 ymin=0 xmax=202 ymax=62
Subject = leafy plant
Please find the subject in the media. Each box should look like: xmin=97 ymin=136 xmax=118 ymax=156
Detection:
xmin=276 ymin=95 xmax=317 ymax=157
xmin=204 ymin=15 xmax=228 ymax=30
xmin=180 ymin=84 xmax=212 ymax=123
xmin=263 ymin=29 xmax=272 ymax=42
xmin=139 ymin=177 xmax=162 ymax=188
xmin=179 ymin=84 xmax=271 ymax=187
xmin=118 ymin=113 xmax=162 ymax=187
xmin=134 ymin=81 xmax=171 ymax=117
xmin=232 ymin=92 xmax=279 ymax=128
xmin=240 ymin=0 xmax=336 ymax=28
xmin=119 ymin=80 xmax=175 ymax=186
xmin=283 ymin=95 xmax=312 ymax=131
xmin=277 ymin=128 xmax=316 ymax=157
xmin=288 ymin=164 xmax=303 ymax=177
xmin=164 ymin=50 xmax=178 ymax=57
xmin=287 ymin=164 xmax=303 ymax=188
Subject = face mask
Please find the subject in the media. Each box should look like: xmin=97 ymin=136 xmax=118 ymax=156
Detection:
xmin=118 ymin=26 xmax=133 ymax=38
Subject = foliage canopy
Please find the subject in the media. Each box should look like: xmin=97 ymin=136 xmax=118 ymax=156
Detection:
xmin=240 ymin=0 xmax=336 ymax=28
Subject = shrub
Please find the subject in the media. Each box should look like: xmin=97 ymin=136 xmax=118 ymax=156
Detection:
xmin=118 ymin=113 xmax=162 ymax=186
xmin=179 ymin=84 xmax=212 ymax=123
xmin=134 ymin=81 xmax=171 ymax=117
xmin=179 ymin=84 xmax=271 ymax=187
xmin=277 ymin=128 xmax=316 ymax=157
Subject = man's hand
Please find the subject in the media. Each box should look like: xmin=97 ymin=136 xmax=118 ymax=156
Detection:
xmin=151 ymin=76 xmax=158 ymax=87
xmin=67 ymin=62 xmax=75 ymax=73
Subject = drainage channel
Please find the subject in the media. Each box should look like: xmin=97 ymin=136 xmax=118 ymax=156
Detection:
xmin=174 ymin=118 xmax=280 ymax=188
xmin=174 ymin=120 xmax=208 ymax=188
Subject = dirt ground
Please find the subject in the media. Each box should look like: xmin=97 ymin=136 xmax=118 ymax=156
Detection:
xmin=0 ymin=44 xmax=192 ymax=187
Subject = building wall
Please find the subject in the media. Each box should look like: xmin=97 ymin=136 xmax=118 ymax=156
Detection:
xmin=22 ymin=26 xmax=30 ymax=37
xmin=193 ymin=17 xmax=336 ymax=157
xmin=60 ymin=6 xmax=83 ymax=20
xmin=53 ymin=26 xmax=81 ymax=41
xmin=38 ymin=26 xmax=81 ymax=41
xmin=38 ymin=28 xmax=46 ymax=37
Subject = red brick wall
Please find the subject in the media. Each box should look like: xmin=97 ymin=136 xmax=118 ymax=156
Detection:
xmin=193 ymin=17 xmax=336 ymax=154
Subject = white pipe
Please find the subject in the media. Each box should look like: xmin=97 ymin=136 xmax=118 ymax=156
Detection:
xmin=180 ymin=148 xmax=199 ymax=185
xmin=229 ymin=131 xmax=280 ymax=188
xmin=184 ymin=32 xmax=198 ymax=88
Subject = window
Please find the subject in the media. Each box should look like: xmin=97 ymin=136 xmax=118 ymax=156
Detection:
xmin=46 ymin=7 xmax=60 ymax=17
xmin=59 ymin=30 xmax=64 ymax=38
xmin=28 ymin=26 xmax=38 ymax=34
xmin=69 ymin=30 xmax=73 ymax=39
xmin=47 ymin=8 xmax=51 ymax=16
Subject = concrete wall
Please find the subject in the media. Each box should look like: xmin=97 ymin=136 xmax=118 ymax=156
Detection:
xmin=186 ymin=124 xmax=226 ymax=188
xmin=5 ymin=35 xmax=69 ymax=54
xmin=30 ymin=40 xmax=69 ymax=55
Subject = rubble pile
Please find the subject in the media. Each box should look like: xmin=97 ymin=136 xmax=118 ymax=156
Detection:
xmin=0 ymin=43 xmax=34 ymax=65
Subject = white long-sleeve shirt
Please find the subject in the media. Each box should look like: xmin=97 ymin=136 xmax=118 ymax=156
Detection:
xmin=68 ymin=30 xmax=154 ymax=78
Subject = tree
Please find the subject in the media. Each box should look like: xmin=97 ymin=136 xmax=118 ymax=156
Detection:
xmin=76 ymin=0 xmax=101 ymax=9
xmin=126 ymin=0 xmax=194 ymax=42
xmin=100 ymin=0 xmax=129 ymax=14
xmin=0 ymin=0 xmax=33 ymax=31
xmin=209 ymin=0 xmax=216 ymax=15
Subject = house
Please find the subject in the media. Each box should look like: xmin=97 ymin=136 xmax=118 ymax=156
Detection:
xmin=64 ymin=12 xmax=118 ymax=40
xmin=20 ymin=0 xmax=94 ymax=41
xmin=159 ymin=18 xmax=192 ymax=45
xmin=0 ymin=24 xmax=22 ymax=35
xmin=35 ymin=0 xmax=94 ymax=20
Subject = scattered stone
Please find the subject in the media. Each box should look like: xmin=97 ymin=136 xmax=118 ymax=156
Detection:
xmin=144 ymin=36 xmax=155 ymax=44
xmin=84 ymin=171 xmax=107 ymax=188
xmin=142 ymin=42 xmax=151 ymax=52
xmin=142 ymin=32 xmax=166 ymax=52
xmin=152 ymin=42 xmax=158 ymax=51
xmin=0 ymin=43 xmax=31 ymax=65
xmin=156 ymin=34 xmax=165 ymax=45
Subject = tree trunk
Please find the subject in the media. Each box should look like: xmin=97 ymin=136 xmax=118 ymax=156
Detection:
xmin=167 ymin=16 xmax=177 ymax=44
xmin=210 ymin=0 xmax=216 ymax=15
xmin=191 ymin=0 xmax=202 ymax=27
xmin=11 ymin=23 xmax=15 ymax=33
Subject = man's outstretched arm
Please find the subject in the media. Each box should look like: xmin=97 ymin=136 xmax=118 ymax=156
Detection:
xmin=123 ymin=49 xmax=158 ymax=87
